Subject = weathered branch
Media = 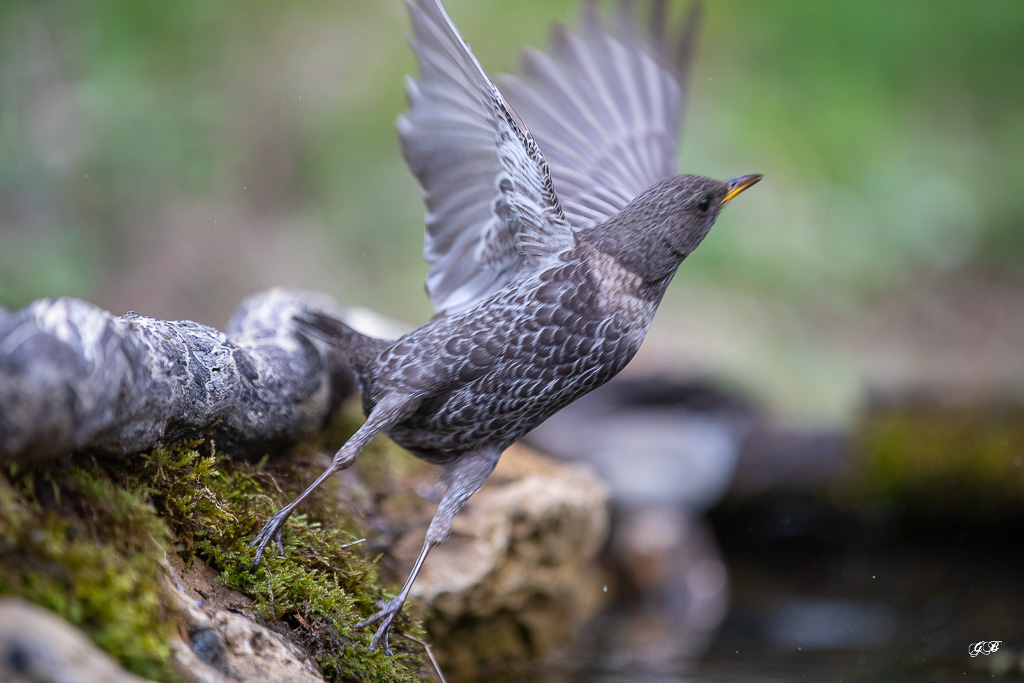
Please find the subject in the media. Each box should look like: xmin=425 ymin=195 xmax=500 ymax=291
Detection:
xmin=0 ymin=288 xmax=357 ymax=461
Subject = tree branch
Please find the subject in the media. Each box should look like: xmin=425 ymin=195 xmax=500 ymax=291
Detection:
xmin=0 ymin=288 xmax=356 ymax=461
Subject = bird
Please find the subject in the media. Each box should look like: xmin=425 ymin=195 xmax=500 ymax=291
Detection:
xmin=252 ymin=0 xmax=761 ymax=654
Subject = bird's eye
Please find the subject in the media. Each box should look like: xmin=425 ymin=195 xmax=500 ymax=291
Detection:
xmin=697 ymin=196 xmax=711 ymax=212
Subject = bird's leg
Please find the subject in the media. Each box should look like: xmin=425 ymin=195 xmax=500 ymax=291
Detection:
xmin=250 ymin=394 xmax=410 ymax=566
xmin=357 ymin=446 xmax=501 ymax=654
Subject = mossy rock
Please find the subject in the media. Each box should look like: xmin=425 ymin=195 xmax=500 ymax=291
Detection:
xmin=0 ymin=405 xmax=427 ymax=682
xmin=845 ymin=392 xmax=1024 ymax=519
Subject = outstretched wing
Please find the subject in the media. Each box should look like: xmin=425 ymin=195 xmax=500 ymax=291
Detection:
xmin=499 ymin=0 xmax=701 ymax=229
xmin=401 ymin=0 xmax=573 ymax=317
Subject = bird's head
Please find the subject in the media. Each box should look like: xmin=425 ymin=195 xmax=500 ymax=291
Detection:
xmin=584 ymin=173 xmax=761 ymax=286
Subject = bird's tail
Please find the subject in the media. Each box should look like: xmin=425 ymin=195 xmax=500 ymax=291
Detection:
xmin=293 ymin=311 xmax=391 ymax=393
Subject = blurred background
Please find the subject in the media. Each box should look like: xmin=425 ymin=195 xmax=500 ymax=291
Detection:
xmin=2 ymin=0 xmax=1023 ymax=679
xmin=3 ymin=0 xmax=1022 ymax=424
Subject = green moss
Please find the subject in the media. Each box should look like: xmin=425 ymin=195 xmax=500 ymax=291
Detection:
xmin=0 ymin=461 xmax=179 ymax=681
xmin=844 ymin=397 xmax=1024 ymax=518
xmin=0 ymin=403 xmax=427 ymax=682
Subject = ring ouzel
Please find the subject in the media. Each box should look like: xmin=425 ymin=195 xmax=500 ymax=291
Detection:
xmin=253 ymin=0 xmax=761 ymax=653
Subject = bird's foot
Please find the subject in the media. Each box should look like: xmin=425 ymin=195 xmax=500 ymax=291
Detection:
xmin=355 ymin=595 xmax=407 ymax=655
xmin=249 ymin=508 xmax=292 ymax=567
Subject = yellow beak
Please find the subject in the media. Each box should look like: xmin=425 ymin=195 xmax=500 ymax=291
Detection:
xmin=721 ymin=173 xmax=763 ymax=205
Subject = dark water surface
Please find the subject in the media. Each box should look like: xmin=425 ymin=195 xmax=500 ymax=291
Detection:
xmin=560 ymin=504 xmax=1023 ymax=682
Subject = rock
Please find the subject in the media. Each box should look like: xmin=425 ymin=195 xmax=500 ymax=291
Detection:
xmin=851 ymin=387 xmax=1024 ymax=518
xmin=385 ymin=444 xmax=610 ymax=678
xmin=0 ymin=597 xmax=151 ymax=683
xmin=163 ymin=556 xmax=324 ymax=683
xmin=0 ymin=561 xmax=327 ymax=683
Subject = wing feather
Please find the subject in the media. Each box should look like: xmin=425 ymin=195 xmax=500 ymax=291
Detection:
xmin=499 ymin=1 xmax=701 ymax=229
xmin=401 ymin=0 xmax=700 ymax=315
xmin=402 ymin=0 xmax=573 ymax=316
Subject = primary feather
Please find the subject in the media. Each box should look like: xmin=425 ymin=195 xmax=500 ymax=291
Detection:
xmin=401 ymin=0 xmax=700 ymax=316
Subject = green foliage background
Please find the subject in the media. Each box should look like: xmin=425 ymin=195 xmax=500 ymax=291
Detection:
xmin=2 ymin=0 xmax=1022 ymax=417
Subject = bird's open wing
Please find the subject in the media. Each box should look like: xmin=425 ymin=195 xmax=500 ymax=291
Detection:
xmin=402 ymin=0 xmax=573 ymax=317
xmin=499 ymin=1 xmax=701 ymax=229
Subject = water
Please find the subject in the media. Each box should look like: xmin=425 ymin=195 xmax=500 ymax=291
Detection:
xmin=560 ymin=500 xmax=1023 ymax=682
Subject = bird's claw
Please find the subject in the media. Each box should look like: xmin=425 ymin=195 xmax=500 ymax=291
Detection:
xmin=355 ymin=596 xmax=405 ymax=655
xmin=250 ymin=510 xmax=290 ymax=567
